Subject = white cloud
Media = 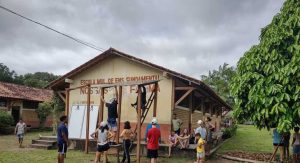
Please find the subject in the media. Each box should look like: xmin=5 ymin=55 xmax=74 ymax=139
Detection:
xmin=0 ymin=0 xmax=284 ymax=78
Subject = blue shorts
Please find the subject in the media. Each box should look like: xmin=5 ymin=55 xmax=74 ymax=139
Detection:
xmin=17 ymin=133 xmax=24 ymax=139
xmin=107 ymin=118 xmax=117 ymax=131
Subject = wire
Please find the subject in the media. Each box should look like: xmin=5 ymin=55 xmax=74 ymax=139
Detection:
xmin=0 ymin=5 xmax=105 ymax=52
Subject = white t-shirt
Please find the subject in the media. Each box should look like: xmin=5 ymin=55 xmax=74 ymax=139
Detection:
xmin=16 ymin=122 xmax=26 ymax=135
xmin=97 ymin=129 xmax=108 ymax=145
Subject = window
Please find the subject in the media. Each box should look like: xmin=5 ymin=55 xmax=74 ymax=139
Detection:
xmin=0 ymin=99 xmax=7 ymax=107
xmin=23 ymin=100 xmax=39 ymax=109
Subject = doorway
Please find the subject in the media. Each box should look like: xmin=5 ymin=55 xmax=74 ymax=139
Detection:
xmin=11 ymin=106 xmax=20 ymax=125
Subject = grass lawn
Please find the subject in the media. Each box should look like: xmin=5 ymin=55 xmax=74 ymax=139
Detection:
xmin=0 ymin=131 xmax=194 ymax=163
xmin=218 ymin=124 xmax=274 ymax=153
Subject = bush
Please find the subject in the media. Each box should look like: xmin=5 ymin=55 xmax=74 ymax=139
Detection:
xmin=0 ymin=110 xmax=14 ymax=134
xmin=222 ymin=124 xmax=238 ymax=139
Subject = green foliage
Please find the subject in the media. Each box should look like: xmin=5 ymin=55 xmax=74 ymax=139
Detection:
xmin=0 ymin=63 xmax=20 ymax=84
xmin=0 ymin=110 xmax=14 ymax=134
xmin=0 ymin=63 xmax=59 ymax=88
xmin=231 ymin=0 xmax=300 ymax=132
xmin=36 ymin=102 xmax=53 ymax=128
xmin=201 ymin=63 xmax=236 ymax=106
xmin=222 ymin=124 xmax=238 ymax=139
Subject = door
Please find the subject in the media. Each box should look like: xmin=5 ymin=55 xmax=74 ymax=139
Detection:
xmin=11 ymin=106 xmax=20 ymax=125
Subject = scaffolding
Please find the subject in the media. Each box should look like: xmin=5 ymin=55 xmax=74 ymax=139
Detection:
xmin=65 ymin=80 xmax=160 ymax=163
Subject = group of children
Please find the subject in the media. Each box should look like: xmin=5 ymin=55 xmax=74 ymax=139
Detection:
xmin=169 ymin=113 xmax=215 ymax=163
xmin=90 ymin=117 xmax=161 ymax=163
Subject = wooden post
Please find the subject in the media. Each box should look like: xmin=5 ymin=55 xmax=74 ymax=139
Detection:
xmin=188 ymin=92 xmax=193 ymax=133
xmin=153 ymin=83 xmax=158 ymax=117
xmin=99 ymin=87 xmax=104 ymax=123
xmin=171 ymin=79 xmax=175 ymax=133
xmin=136 ymin=86 xmax=142 ymax=163
xmin=65 ymin=89 xmax=70 ymax=117
xmin=85 ymin=84 xmax=91 ymax=154
xmin=116 ymin=86 xmax=122 ymax=163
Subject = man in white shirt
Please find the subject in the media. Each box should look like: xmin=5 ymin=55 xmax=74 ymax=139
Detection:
xmin=15 ymin=118 xmax=26 ymax=148
xmin=195 ymin=120 xmax=207 ymax=141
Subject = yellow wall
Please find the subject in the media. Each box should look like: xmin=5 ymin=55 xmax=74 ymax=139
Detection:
xmin=68 ymin=56 xmax=173 ymax=124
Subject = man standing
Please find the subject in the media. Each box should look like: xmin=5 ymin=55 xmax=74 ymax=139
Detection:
xmin=15 ymin=118 xmax=26 ymax=148
xmin=145 ymin=117 xmax=160 ymax=142
xmin=172 ymin=114 xmax=182 ymax=135
xmin=147 ymin=118 xmax=161 ymax=163
xmin=195 ymin=120 xmax=207 ymax=141
xmin=100 ymin=87 xmax=118 ymax=144
xmin=57 ymin=115 xmax=68 ymax=163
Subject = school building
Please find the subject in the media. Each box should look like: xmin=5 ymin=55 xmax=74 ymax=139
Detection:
xmin=0 ymin=82 xmax=53 ymax=128
xmin=48 ymin=48 xmax=231 ymax=142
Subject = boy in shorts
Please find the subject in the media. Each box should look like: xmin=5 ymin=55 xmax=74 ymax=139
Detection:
xmin=195 ymin=133 xmax=205 ymax=163
xmin=15 ymin=119 xmax=26 ymax=148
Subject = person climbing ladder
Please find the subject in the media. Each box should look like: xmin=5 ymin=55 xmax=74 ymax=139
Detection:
xmin=131 ymin=85 xmax=147 ymax=116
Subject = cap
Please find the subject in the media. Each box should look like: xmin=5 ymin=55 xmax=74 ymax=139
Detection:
xmin=100 ymin=121 xmax=107 ymax=127
xmin=151 ymin=117 xmax=158 ymax=124
xmin=197 ymin=120 xmax=203 ymax=125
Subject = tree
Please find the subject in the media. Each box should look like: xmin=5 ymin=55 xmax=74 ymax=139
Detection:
xmin=231 ymin=0 xmax=300 ymax=132
xmin=20 ymin=72 xmax=60 ymax=88
xmin=0 ymin=63 xmax=19 ymax=83
xmin=36 ymin=101 xmax=53 ymax=128
xmin=201 ymin=63 xmax=236 ymax=107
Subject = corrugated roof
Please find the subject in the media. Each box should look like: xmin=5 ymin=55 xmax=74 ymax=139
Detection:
xmin=0 ymin=82 xmax=53 ymax=102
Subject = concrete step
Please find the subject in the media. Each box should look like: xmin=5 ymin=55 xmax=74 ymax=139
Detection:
xmin=32 ymin=139 xmax=57 ymax=146
xmin=39 ymin=136 xmax=56 ymax=141
xmin=30 ymin=144 xmax=53 ymax=150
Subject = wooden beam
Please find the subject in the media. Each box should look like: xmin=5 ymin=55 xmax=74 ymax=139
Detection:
xmin=153 ymin=83 xmax=158 ymax=117
xmin=57 ymin=91 xmax=66 ymax=103
xmin=85 ymin=84 xmax=91 ymax=154
xmin=65 ymin=89 xmax=70 ymax=117
xmin=136 ymin=86 xmax=142 ymax=163
xmin=201 ymin=100 xmax=205 ymax=115
xmin=171 ymin=79 xmax=175 ymax=133
xmin=175 ymin=86 xmax=195 ymax=90
xmin=99 ymin=87 xmax=104 ymax=123
xmin=188 ymin=93 xmax=193 ymax=133
xmin=175 ymin=89 xmax=194 ymax=106
xmin=116 ymin=86 xmax=122 ymax=163
xmin=116 ymin=86 xmax=122 ymax=144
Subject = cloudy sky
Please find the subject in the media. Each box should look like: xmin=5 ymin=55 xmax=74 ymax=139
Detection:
xmin=0 ymin=0 xmax=284 ymax=78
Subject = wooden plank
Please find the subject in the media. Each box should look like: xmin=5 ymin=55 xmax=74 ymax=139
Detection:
xmin=116 ymin=86 xmax=122 ymax=163
xmin=153 ymin=83 xmax=158 ymax=117
xmin=201 ymin=99 xmax=205 ymax=116
xmin=175 ymin=89 xmax=194 ymax=106
xmin=136 ymin=86 xmax=142 ymax=163
xmin=188 ymin=92 xmax=193 ymax=133
xmin=57 ymin=91 xmax=66 ymax=103
xmin=94 ymin=80 xmax=160 ymax=88
xmin=175 ymin=86 xmax=195 ymax=90
xmin=67 ymin=85 xmax=87 ymax=91
xmin=65 ymin=89 xmax=70 ymax=117
xmin=99 ymin=87 xmax=104 ymax=123
xmin=85 ymin=84 xmax=91 ymax=154
xmin=170 ymin=78 xmax=175 ymax=133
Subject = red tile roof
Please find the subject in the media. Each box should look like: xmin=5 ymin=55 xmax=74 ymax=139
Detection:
xmin=0 ymin=82 xmax=53 ymax=102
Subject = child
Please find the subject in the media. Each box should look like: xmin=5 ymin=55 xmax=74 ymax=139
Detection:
xmin=177 ymin=128 xmax=190 ymax=149
xmin=195 ymin=133 xmax=205 ymax=163
xmin=292 ymin=127 xmax=300 ymax=162
xmin=15 ymin=118 xmax=26 ymax=148
xmin=168 ymin=131 xmax=179 ymax=157
xmin=120 ymin=121 xmax=134 ymax=163
xmin=91 ymin=121 xmax=114 ymax=163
